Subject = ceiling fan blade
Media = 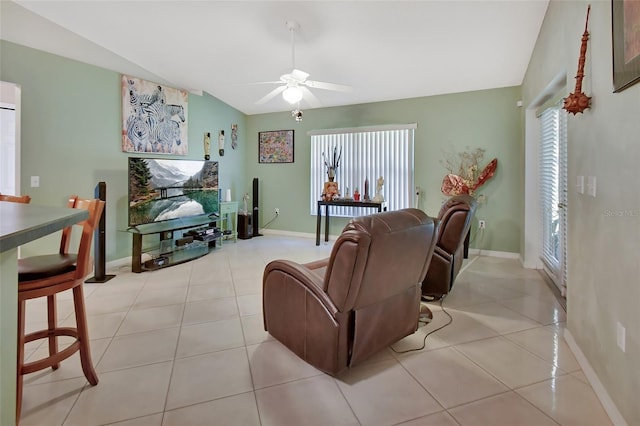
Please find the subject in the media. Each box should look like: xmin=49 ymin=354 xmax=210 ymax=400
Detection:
xmin=256 ymin=86 xmax=286 ymax=105
xmin=242 ymin=81 xmax=283 ymax=86
xmin=299 ymin=86 xmax=322 ymax=109
xmin=303 ymin=79 xmax=352 ymax=92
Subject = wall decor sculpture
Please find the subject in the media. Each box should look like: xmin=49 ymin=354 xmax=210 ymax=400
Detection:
xmin=440 ymin=147 xmax=497 ymax=196
xmin=121 ymin=75 xmax=188 ymax=155
xmin=563 ymin=5 xmax=592 ymax=115
xmin=231 ymin=124 xmax=238 ymax=150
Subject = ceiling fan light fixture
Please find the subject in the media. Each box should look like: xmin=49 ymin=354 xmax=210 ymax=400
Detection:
xmin=282 ymin=85 xmax=303 ymax=104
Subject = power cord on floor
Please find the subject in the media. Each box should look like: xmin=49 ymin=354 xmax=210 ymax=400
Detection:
xmin=261 ymin=211 xmax=279 ymax=229
xmin=390 ymin=296 xmax=454 ymax=354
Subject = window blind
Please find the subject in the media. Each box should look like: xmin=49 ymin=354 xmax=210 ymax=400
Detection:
xmin=539 ymin=104 xmax=567 ymax=290
xmin=310 ymin=125 xmax=415 ymax=217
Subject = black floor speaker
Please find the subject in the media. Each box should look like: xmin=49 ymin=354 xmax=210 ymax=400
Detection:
xmin=252 ymin=177 xmax=262 ymax=237
xmin=86 ymin=181 xmax=116 ymax=283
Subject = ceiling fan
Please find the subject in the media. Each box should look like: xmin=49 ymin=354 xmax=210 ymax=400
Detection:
xmin=253 ymin=20 xmax=352 ymax=108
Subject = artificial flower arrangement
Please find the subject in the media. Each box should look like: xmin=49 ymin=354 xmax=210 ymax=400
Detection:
xmin=440 ymin=147 xmax=497 ymax=196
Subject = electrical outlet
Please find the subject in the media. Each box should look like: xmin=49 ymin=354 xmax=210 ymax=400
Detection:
xmin=275 ymin=208 xmax=280 ymax=215
xmin=617 ymin=322 xmax=626 ymax=352
xmin=478 ymin=220 xmax=486 ymax=229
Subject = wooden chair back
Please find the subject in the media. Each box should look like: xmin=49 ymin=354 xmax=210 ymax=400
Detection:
xmin=0 ymin=193 xmax=31 ymax=203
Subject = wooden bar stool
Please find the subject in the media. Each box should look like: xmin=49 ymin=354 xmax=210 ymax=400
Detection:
xmin=16 ymin=196 xmax=104 ymax=420
xmin=0 ymin=193 xmax=31 ymax=203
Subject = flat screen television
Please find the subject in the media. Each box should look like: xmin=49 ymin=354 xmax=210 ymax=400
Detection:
xmin=128 ymin=157 xmax=219 ymax=227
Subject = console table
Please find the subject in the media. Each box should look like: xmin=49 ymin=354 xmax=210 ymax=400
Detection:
xmin=316 ymin=200 xmax=386 ymax=245
xmin=219 ymin=201 xmax=238 ymax=243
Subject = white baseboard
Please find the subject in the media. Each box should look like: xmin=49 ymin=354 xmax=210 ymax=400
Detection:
xmin=260 ymin=228 xmax=317 ymax=239
xmin=260 ymin=233 xmax=520 ymax=258
xmin=105 ymin=234 xmax=519 ymax=268
xmin=564 ymin=329 xmax=627 ymax=426
xmin=106 ymin=256 xmax=133 ymax=270
xmin=468 ymin=248 xmax=520 ymax=259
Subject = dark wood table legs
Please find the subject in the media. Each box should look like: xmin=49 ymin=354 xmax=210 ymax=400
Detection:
xmin=315 ymin=200 xmax=386 ymax=246
xmin=316 ymin=203 xmax=322 ymax=245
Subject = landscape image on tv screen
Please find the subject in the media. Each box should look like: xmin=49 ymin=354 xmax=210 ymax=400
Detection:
xmin=128 ymin=157 xmax=219 ymax=227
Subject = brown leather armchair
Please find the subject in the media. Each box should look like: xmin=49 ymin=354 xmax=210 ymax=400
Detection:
xmin=263 ymin=208 xmax=438 ymax=375
xmin=421 ymin=195 xmax=477 ymax=299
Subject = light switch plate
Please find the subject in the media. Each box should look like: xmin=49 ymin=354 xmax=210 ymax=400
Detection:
xmin=617 ymin=322 xmax=626 ymax=352
xmin=30 ymin=176 xmax=40 ymax=187
xmin=587 ymin=176 xmax=597 ymax=197
xmin=576 ymin=176 xmax=584 ymax=194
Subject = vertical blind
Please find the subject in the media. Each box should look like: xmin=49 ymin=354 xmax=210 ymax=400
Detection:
xmin=539 ymin=104 xmax=568 ymax=291
xmin=309 ymin=125 xmax=416 ymax=217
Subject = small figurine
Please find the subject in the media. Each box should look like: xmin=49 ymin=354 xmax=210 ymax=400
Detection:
xmin=353 ymin=187 xmax=361 ymax=201
xmin=241 ymin=193 xmax=250 ymax=215
xmin=341 ymin=187 xmax=353 ymax=201
xmin=372 ymin=176 xmax=385 ymax=203
xmin=231 ymin=124 xmax=238 ymax=150
xmin=218 ymin=130 xmax=225 ymax=156
xmin=203 ymin=132 xmax=211 ymax=160
xmin=364 ymin=178 xmax=370 ymax=201
xmin=323 ymin=181 xmax=339 ymax=201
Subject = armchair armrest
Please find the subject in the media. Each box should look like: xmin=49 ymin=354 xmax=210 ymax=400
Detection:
xmin=434 ymin=245 xmax=453 ymax=261
xmin=302 ymin=257 xmax=330 ymax=282
xmin=263 ymin=259 xmax=338 ymax=318
xmin=302 ymin=257 xmax=329 ymax=271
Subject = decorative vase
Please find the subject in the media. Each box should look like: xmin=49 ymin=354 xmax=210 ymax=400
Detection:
xmin=327 ymin=167 xmax=336 ymax=182
xmin=323 ymin=181 xmax=339 ymax=201
xmin=364 ymin=178 xmax=370 ymax=201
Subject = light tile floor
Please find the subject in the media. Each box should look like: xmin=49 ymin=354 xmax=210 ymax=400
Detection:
xmin=20 ymin=235 xmax=613 ymax=425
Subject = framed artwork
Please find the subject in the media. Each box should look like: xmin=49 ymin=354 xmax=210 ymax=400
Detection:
xmin=121 ymin=75 xmax=189 ymax=155
xmin=612 ymin=0 xmax=640 ymax=92
xmin=258 ymin=130 xmax=294 ymax=163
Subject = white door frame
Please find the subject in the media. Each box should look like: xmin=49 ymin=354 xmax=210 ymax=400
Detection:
xmin=522 ymin=71 xmax=566 ymax=271
xmin=0 ymin=81 xmax=21 ymax=196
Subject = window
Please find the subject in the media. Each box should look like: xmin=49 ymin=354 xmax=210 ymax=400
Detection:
xmin=309 ymin=124 xmax=416 ymax=216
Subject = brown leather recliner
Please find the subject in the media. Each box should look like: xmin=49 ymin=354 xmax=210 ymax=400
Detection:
xmin=262 ymin=208 xmax=438 ymax=375
xmin=421 ymin=195 xmax=477 ymax=299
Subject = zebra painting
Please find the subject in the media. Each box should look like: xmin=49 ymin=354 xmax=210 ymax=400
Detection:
xmin=122 ymin=75 xmax=188 ymax=155
xmin=126 ymin=107 xmax=151 ymax=152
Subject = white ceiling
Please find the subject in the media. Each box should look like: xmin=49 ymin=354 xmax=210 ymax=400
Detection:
xmin=2 ymin=1 xmax=549 ymax=115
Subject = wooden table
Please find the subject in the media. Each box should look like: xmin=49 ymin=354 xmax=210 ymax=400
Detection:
xmin=0 ymin=202 xmax=88 ymax=426
xmin=316 ymin=200 xmax=386 ymax=245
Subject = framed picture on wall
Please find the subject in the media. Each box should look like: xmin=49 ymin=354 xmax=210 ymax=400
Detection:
xmin=121 ymin=75 xmax=188 ymax=155
xmin=258 ymin=130 xmax=294 ymax=163
xmin=612 ymin=0 xmax=640 ymax=92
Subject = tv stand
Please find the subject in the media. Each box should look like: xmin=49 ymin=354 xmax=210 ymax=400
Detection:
xmin=127 ymin=215 xmax=222 ymax=273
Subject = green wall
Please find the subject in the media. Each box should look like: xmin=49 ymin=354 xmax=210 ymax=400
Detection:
xmin=0 ymin=40 xmax=248 ymax=262
xmin=246 ymin=87 xmax=523 ymax=253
